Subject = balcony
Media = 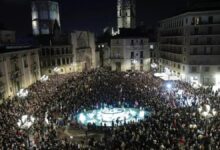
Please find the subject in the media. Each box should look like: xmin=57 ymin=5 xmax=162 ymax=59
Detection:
xmin=160 ymin=47 xmax=182 ymax=54
xmin=110 ymin=56 xmax=124 ymax=60
xmin=160 ymin=42 xmax=184 ymax=46
xmin=160 ymin=55 xmax=182 ymax=63
xmin=191 ymin=21 xmax=220 ymax=26
xmin=190 ymin=52 xmax=220 ymax=56
xmin=160 ymin=32 xmax=183 ymax=37
xmin=190 ymin=32 xmax=220 ymax=36
xmin=190 ymin=41 xmax=220 ymax=45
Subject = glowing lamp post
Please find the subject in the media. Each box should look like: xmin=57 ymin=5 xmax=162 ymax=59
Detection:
xmin=17 ymin=89 xmax=29 ymax=99
xmin=198 ymin=104 xmax=217 ymax=135
xmin=151 ymin=63 xmax=158 ymax=72
xmin=133 ymin=60 xmax=137 ymax=64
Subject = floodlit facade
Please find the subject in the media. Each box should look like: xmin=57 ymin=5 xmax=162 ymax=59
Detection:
xmin=32 ymin=0 xmax=61 ymax=35
xmin=39 ymin=31 xmax=97 ymax=74
xmin=110 ymin=37 xmax=150 ymax=71
xmin=0 ymin=46 xmax=41 ymax=100
xmin=40 ymin=45 xmax=74 ymax=75
xmin=117 ymin=0 xmax=136 ymax=30
xmin=70 ymin=31 xmax=97 ymax=72
xmin=158 ymin=10 xmax=220 ymax=86
xmin=97 ymin=42 xmax=111 ymax=68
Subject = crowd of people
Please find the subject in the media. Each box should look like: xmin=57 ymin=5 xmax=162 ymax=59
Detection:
xmin=0 ymin=68 xmax=219 ymax=149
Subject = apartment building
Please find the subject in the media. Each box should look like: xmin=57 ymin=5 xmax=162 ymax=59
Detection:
xmin=111 ymin=35 xmax=150 ymax=72
xmin=0 ymin=46 xmax=40 ymax=99
xmin=158 ymin=10 xmax=220 ymax=86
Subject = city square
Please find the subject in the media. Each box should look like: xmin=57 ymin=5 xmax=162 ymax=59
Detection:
xmin=0 ymin=0 xmax=220 ymax=149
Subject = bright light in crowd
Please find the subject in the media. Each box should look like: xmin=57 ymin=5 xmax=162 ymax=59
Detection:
xmin=139 ymin=111 xmax=145 ymax=118
xmin=17 ymin=89 xmax=29 ymax=98
xmin=79 ymin=113 xmax=86 ymax=123
xmin=215 ymin=74 xmax=220 ymax=83
xmin=213 ymin=74 xmax=220 ymax=92
xmin=151 ymin=63 xmax=157 ymax=69
xmin=17 ymin=115 xmax=35 ymax=129
xmin=45 ymin=111 xmax=49 ymax=124
xmin=166 ymin=83 xmax=172 ymax=90
xmin=40 ymin=75 xmax=49 ymax=82
xmin=150 ymin=45 xmax=154 ymax=49
xmin=205 ymin=104 xmax=210 ymax=113
xmin=165 ymin=67 xmax=171 ymax=75
xmin=198 ymin=104 xmax=217 ymax=118
xmin=202 ymin=111 xmax=208 ymax=117
xmin=130 ymin=110 xmax=137 ymax=116
xmin=198 ymin=107 xmax=202 ymax=113
xmin=212 ymin=109 xmax=217 ymax=116
xmin=133 ymin=60 xmax=137 ymax=64
xmin=88 ymin=112 xmax=95 ymax=119
xmin=53 ymin=67 xmax=61 ymax=73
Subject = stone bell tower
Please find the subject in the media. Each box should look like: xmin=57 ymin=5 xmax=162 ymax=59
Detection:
xmin=117 ymin=0 xmax=136 ymax=30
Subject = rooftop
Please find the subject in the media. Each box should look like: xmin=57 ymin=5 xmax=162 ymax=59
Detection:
xmin=0 ymin=45 xmax=38 ymax=54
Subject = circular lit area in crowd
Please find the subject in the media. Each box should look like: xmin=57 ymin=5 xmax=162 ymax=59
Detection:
xmin=77 ymin=107 xmax=151 ymax=126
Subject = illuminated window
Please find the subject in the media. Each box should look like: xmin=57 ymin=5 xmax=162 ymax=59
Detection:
xmin=195 ymin=17 xmax=201 ymax=25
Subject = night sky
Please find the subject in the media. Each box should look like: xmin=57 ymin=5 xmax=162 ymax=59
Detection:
xmin=0 ymin=0 xmax=188 ymax=36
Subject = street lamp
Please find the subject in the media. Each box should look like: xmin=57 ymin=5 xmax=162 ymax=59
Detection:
xmin=198 ymin=104 xmax=217 ymax=135
xmin=133 ymin=60 xmax=137 ymax=64
xmin=151 ymin=63 xmax=158 ymax=72
xmin=40 ymin=75 xmax=49 ymax=82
